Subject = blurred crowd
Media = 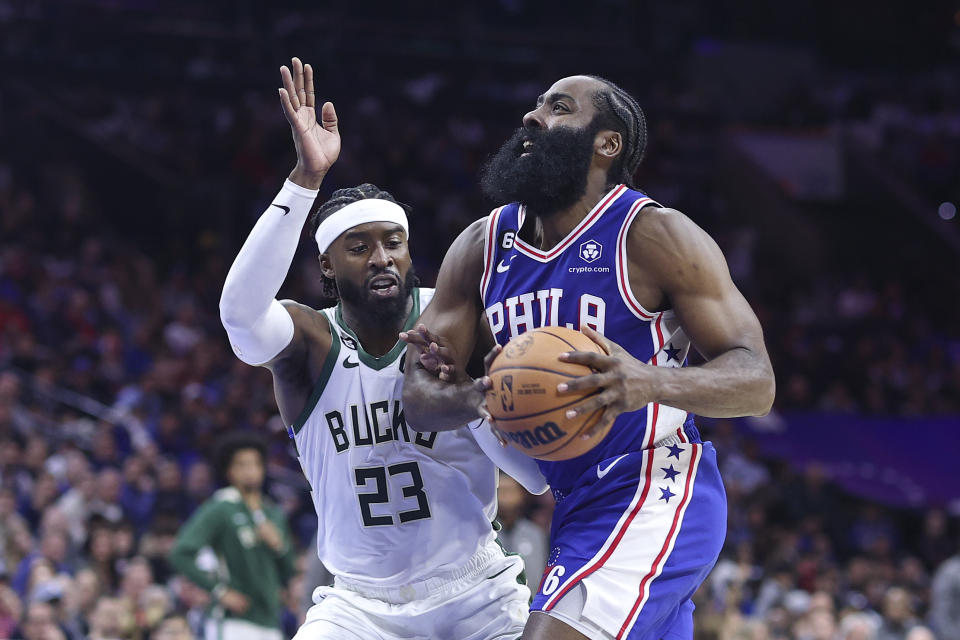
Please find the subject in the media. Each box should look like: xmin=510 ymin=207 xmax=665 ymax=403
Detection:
xmin=2 ymin=1 xmax=959 ymax=639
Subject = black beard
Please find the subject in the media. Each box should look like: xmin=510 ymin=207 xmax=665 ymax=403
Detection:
xmin=337 ymin=267 xmax=419 ymax=324
xmin=480 ymin=121 xmax=599 ymax=216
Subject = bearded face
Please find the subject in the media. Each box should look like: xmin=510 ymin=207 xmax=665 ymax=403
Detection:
xmin=480 ymin=119 xmax=602 ymax=216
xmin=336 ymin=266 xmax=418 ymax=324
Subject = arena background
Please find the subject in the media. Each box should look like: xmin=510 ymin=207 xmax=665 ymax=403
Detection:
xmin=1 ymin=1 xmax=959 ymax=638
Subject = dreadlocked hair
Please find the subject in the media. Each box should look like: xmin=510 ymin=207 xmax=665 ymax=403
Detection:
xmin=586 ymin=75 xmax=648 ymax=190
xmin=308 ymin=183 xmax=411 ymax=302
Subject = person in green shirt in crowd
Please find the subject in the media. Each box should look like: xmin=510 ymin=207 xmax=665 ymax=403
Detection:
xmin=169 ymin=432 xmax=296 ymax=640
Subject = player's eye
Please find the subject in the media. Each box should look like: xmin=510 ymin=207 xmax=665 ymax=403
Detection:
xmin=553 ymin=103 xmax=569 ymax=113
xmin=386 ymin=239 xmax=403 ymax=249
xmin=349 ymin=245 xmax=367 ymax=254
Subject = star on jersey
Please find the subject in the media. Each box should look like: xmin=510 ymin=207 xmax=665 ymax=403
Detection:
xmin=659 ymin=486 xmax=676 ymax=503
xmin=661 ymin=465 xmax=680 ymax=482
xmin=664 ymin=343 xmax=681 ymax=363
xmin=666 ymin=443 xmax=684 ymax=460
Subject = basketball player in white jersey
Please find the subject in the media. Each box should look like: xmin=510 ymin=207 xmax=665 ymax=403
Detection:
xmin=219 ymin=57 xmax=545 ymax=639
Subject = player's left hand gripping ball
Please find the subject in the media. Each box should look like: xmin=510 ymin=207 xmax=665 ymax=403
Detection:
xmin=558 ymin=325 xmax=657 ymax=439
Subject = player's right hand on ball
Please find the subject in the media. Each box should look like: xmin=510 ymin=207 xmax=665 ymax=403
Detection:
xmin=219 ymin=589 xmax=250 ymax=615
xmin=279 ymin=57 xmax=340 ymax=188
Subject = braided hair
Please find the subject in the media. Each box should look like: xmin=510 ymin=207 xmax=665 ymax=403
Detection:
xmin=308 ymin=183 xmax=411 ymax=301
xmin=586 ymin=76 xmax=648 ymax=189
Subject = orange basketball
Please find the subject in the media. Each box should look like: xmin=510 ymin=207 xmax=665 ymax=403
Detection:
xmin=486 ymin=327 xmax=610 ymax=461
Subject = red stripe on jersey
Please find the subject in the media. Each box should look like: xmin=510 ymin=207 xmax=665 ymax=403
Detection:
xmin=543 ymin=447 xmax=656 ymax=611
xmin=617 ymin=444 xmax=702 ymax=638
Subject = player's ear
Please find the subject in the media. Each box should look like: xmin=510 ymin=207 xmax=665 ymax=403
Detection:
xmin=596 ymin=130 xmax=622 ymax=161
xmin=319 ymin=253 xmax=335 ymax=279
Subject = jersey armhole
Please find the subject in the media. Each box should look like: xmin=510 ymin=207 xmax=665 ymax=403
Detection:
xmin=289 ymin=316 xmax=342 ymax=436
xmin=615 ymin=199 xmax=666 ymax=322
xmin=479 ymin=206 xmax=505 ymax=306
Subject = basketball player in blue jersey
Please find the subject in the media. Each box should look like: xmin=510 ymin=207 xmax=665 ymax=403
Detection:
xmin=220 ymin=57 xmax=546 ymax=640
xmin=402 ymin=75 xmax=775 ymax=639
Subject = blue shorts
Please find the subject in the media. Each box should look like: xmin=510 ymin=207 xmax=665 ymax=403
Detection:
xmin=531 ymin=430 xmax=726 ymax=639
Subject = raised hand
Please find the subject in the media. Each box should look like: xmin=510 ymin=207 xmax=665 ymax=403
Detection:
xmin=278 ymin=57 xmax=340 ymax=189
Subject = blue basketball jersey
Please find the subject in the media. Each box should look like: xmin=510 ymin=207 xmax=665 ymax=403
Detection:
xmin=480 ymin=185 xmax=697 ymax=492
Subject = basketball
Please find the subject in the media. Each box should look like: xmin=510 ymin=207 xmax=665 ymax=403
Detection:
xmin=486 ymin=327 xmax=610 ymax=461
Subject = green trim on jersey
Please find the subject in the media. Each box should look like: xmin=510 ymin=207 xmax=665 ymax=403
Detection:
xmin=290 ymin=326 xmax=342 ymax=435
xmin=492 ymin=520 xmax=528 ymax=588
xmin=334 ymin=288 xmax=421 ymax=370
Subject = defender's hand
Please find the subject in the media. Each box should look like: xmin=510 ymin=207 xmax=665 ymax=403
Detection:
xmin=557 ymin=325 xmax=658 ymax=439
xmin=400 ymin=324 xmax=461 ymax=382
xmin=279 ymin=57 xmax=340 ymax=189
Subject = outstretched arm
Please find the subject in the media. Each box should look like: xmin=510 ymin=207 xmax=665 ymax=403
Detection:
xmin=220 ymin=58 xmax=340 ymax=371
xmin=401 ymin=219 xmax=488 ymax=431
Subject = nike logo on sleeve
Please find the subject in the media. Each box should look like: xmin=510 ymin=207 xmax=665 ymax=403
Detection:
xmin=271 ymin=203 xmax=290 ymax=215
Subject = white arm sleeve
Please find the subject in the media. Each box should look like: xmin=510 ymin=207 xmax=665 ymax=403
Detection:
xmin=219 ymin=179 xmax=318 ymax=366
xmin=469 ymin=420 xmax=550 ymax=495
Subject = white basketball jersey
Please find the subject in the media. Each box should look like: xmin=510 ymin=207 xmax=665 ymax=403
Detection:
xmin=289 ymin=288 xmax=498 ymax=587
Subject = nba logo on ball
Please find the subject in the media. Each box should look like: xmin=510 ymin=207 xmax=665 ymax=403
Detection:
xmin=580 ymin=239 xmax=602 ymax=263
xmin=500 ymin=375 xmax=515 ymax=412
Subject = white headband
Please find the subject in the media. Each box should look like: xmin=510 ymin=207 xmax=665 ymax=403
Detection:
xmin=314 ymin=199 xmax=410 ymax=253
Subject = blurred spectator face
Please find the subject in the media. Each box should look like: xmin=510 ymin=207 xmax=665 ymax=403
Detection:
xmin=88 ymin=528 xmax=113 ymax=563
xmin=112 ymin=523 xmax=135 ymax=558
xmin=32 ymin=474 xmax=59 ymax=508
xmin=883 ymin=587 xmax=912 ymax=623
xmin=39 ymin=531 xmax=67 ymax=564
xmin=39 ymin=508 xmax=69 ymax=540
xmin=88 ymin=597 xmax=127 ymax=639
xmin=157 ymin=460 xmax=182 ymax=491
xmin=63 ymin=451 xmax=90 ymax=486
xmin=153 ymin=614 xmax=194 ymax=640
xmin=0 ymin=487 xmax=16 ymax=516
xmin=120 ymin=557 xmax=153 ymax=601
xmin=122 ymin=456 xmax=146 ymax=485
xmin=185 ymin=461 xmax=212 ymax=497
xmin=0 ymin=372 xmax=20 ymax=401
xmin=840 ymin=613 xmax=877 ymax=640
xmin=96 ymin=468 xmax=122 ymax=504
xmin=9 ymin=519 xmax=35 ymax=558
xmin=905 ymin=627 xmax=935 ymax=640
xmin=0 ymin=438 xmax=21 ymax=467
xmin=226 ymin=448 xmax=264 ymax=493
xmin=91 ymin=427 xmax=117 ymax=464
xmin=27 ymin=561 xmax=55 ymax=595
xmin=21 ymin=601 xmax=57 ymax=640
xmin=24 ymin=437 xmax=48 ymax=473
xmin=64 ymin=569 xmax=100 ymax=615
xmin=807 ymin=610 xmax=837 ymax=640
xmin=139 ymin=585 xmax=171 ymax=628
xmin=809 ymin=591 xmax=834 ymax=614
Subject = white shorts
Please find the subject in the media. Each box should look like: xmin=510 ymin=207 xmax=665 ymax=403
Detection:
xmin=293 ymin=541 xmax=530 ymax=640
xmin=204 ymin=618 xmax=282 ymax=640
